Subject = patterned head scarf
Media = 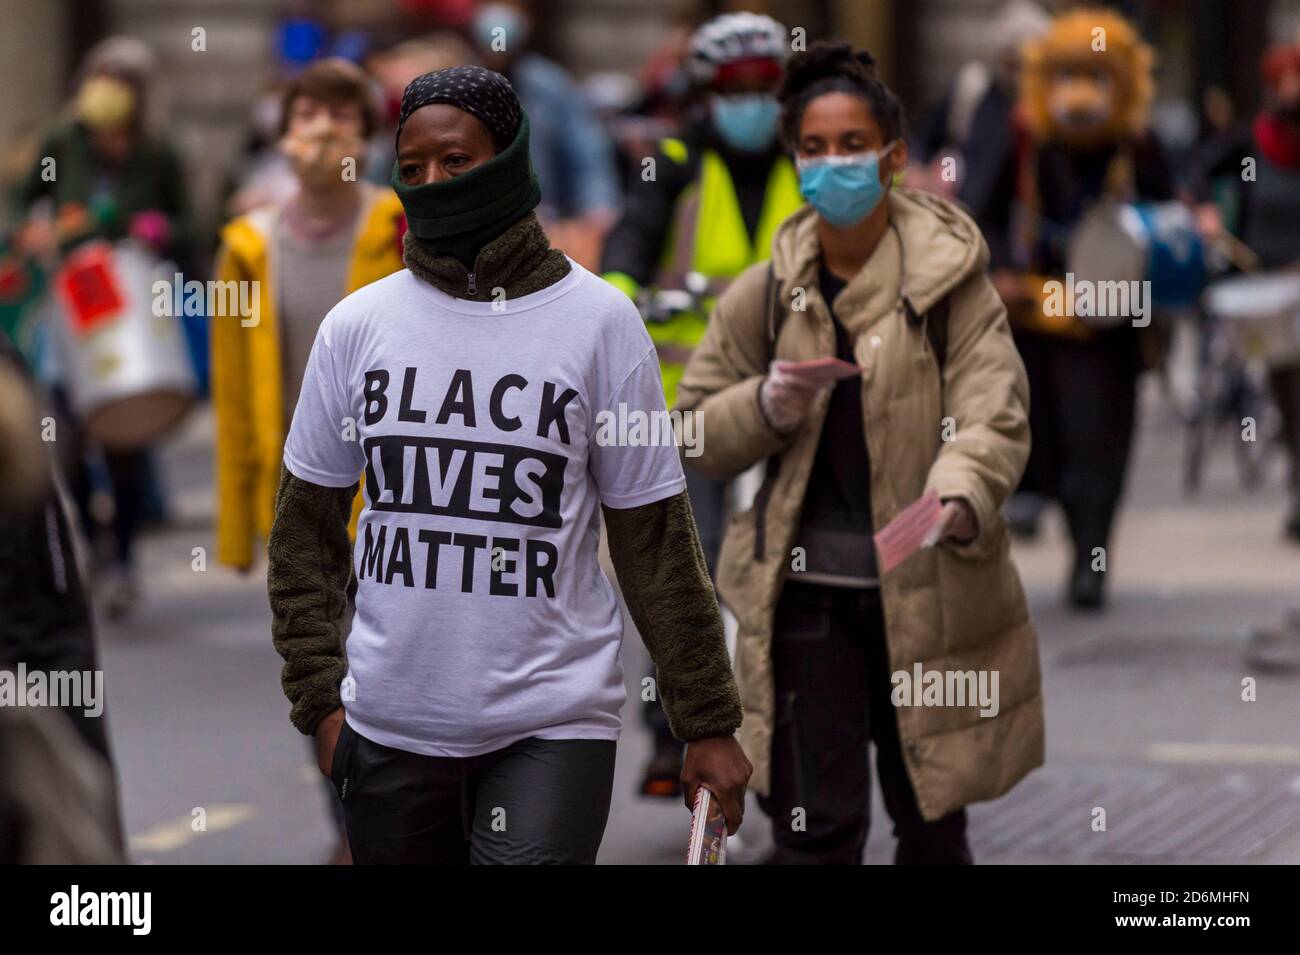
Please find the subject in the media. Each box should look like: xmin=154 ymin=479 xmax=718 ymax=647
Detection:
xmin=396 ymin=65 xmax=522 ymax=151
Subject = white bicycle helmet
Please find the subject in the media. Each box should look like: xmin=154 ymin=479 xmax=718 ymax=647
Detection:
xmin=686 ymin=12 xmax=788 ymax=86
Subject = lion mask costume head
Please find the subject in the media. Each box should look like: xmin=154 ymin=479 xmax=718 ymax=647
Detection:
xmin=1019 ymin=8 xmax=1154 ymax=149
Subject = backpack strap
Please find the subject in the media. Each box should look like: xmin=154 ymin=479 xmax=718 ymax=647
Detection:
xmin=764 ymin=261 xmax=786 ymax=358
xmin=926 ymin=294 xmax=950 ymax=374
xmin=905 ymin=294 xmax=952 ymax=378
xmin=756 ymin=262 xmax=784 ymax=562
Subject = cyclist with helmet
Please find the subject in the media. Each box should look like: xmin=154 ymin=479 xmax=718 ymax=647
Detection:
xmin=604 ymin=12 xmax=801 ymax=409
xmin=601 ymin=11 xmax=802 ymax=801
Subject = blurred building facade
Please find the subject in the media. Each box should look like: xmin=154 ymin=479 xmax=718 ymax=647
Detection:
xmin=5 ymin=0 xmax=1300 ymax=238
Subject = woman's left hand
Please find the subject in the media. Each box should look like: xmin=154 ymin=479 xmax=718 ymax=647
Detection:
xmin=924 ymin=498 xmax=978 ymax=547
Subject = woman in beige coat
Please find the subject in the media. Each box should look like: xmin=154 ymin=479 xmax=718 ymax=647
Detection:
xmin=677 ymin=42 xmax=1044 ymax=864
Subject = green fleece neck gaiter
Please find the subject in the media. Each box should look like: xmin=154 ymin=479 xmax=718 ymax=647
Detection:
xmin=390 ymin=113 xmax=541 ymax=269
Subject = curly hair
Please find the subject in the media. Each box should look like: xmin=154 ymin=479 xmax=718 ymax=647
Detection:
xmin=777 ymin=41 xmax=905 ymax=150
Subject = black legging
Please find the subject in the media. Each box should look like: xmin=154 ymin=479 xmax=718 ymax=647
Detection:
xmin=759 ymin=581 xmax=972 ymax=864
xmin=330 ymin=725 xmax=616 ymax=864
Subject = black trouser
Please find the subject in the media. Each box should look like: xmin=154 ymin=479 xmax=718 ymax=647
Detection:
xmin=101 ymin=450 xmax=148 ymax=566
xmin=643 ymin=467 xmax=727 ymax=745
xmin=759 ymin=582 xmax=971 ymax=865
xmin=51 ymin=386 xmax=149 ymax=568
xmin=331 ymin=723 xmax=616 ymax=864
xmin=1014 ymin=330 xmax=1139 ymax=571
xmin=1270 ymin=361 xmax=1300 ymax=511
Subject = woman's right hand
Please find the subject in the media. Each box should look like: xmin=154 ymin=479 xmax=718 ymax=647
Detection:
xmin=759 ymin=361 xmax=828 ymax=433
xmin=314 ymin=707 xmax=346 ymax=777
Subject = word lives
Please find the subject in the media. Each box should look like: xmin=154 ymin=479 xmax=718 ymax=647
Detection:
xmin=358 ymin=367 xmax=574 ymax=598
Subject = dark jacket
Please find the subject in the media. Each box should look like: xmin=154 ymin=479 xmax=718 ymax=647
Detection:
xmin=909 ymin=73 xmax=1019 ymax=269
xmin=1186 ymin=119 xmax=1300 ymax=270
xmin=0 ymin=334 xmax=110 ymax=761
xmin=1025 ymin=134 xmax=1174 ymax=277
xmin=601 ymin=114 xmax=787 ymax=287
xmin=14 ymin=122 xmax=198 ymax=274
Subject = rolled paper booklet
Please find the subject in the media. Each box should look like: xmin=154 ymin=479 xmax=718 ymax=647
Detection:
xmin=686 ymin=786 xmax=727 ymax=865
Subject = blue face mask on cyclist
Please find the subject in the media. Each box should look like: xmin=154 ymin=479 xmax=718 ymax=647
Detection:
xmin=797 ymin=141 xmax=898 ymax=227
xmin=710 ymin=94 xmax=780 ymax=153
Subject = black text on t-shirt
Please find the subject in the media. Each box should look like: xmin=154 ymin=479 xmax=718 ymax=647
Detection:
xmin=356 ymin=366 xmax=580 ymax=598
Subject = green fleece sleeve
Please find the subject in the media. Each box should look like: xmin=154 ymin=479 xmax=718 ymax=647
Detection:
xmin=267 ymin=465 xmax=356 ymax=735
xmin=602 ymin=489 xmax=742 ymax=742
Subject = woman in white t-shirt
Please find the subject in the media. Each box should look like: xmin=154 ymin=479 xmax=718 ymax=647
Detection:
xmin=267 ymin=66 xmax=749 ymax=864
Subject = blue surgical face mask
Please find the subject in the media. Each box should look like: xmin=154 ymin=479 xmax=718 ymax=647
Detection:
xmin=710 ymin=94 xmax=780 ymax=153
xmin=797 ymin=142 xmax=898 ymax=227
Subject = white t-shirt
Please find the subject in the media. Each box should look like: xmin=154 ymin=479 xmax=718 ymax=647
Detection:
xmin=282 ymin=263 xmax=685 ymax=757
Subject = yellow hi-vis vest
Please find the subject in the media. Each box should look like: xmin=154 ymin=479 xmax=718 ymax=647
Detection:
xmin=651 ymin=141 xmax=802 ymax=406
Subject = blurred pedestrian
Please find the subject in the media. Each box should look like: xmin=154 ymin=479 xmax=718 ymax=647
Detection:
xmin=1186 ymin=42 xmax=1300 ymax=544
xmin=603 ymin=12 xmax=801 ymax=407
xmin=0 ymin=329 xmax=124 ymax=863
xmin=211 ymin=57 xmax=405 ymax=575
xmin=677 ymin=42 xmax=1043 ymax=864
xmin=211 ymin=58 xmax=406 ymax=864
xmin=12 ymin=36 xmax=197 ymax=618
xmin=1002 ymin=9 xmax=1171 ymax=608
xmin=908 ymin=0 xmax=1048 ymax=308
xmin=472 ymin=0 xmax=621 ymax=266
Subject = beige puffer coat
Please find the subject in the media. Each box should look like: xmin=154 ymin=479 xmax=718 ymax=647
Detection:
xmin=676 ymin=188 xmax=1044 ymax=820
